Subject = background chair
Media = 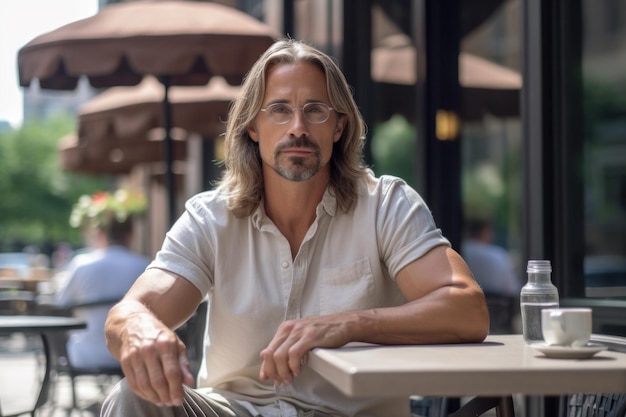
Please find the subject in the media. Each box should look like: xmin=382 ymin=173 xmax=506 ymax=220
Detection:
xmin=484 ymin=293 xmax=519 ymax=335
xmin=46 ymin=300 xmax=124 ymax=415
xmin=411 ymin=396 xmax=515 ymax=417
xmin=560 ymin=334 xmax=626 ymax=417
xmin=174 ymin=299 xmax=208 ymax=386
xmin=411 ymin=294 xmax=519 ymax=417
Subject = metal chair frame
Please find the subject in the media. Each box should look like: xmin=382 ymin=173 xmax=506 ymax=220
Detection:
xmin=559 ymin=334 xmax=626 ymax=417
xmin=46 ymin=300 xmax=123 ymax=415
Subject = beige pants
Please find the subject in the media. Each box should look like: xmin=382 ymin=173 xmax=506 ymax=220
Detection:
xmin=101 ymin=379 xmax=331 ymax=417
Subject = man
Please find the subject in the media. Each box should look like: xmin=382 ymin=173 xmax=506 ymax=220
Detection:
xmin=461 ymin=218 xmax=521 ymax=297
xmin=102 ymin=39 xmax=489 ymax=417
xmin=55 ymin=217 xmax=149 ymax=368
xmin=461 ymin=218 xmax=521 ymax=334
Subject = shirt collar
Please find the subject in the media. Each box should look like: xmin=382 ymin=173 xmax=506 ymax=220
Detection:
xmin=251 ymin=185 xmax=337 ymax=230
xmin=319 ymin=186 xmax=337 ymax=217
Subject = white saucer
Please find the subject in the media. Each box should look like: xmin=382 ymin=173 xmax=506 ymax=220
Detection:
xmin=531 ymin=342 xmax=608 ymax=359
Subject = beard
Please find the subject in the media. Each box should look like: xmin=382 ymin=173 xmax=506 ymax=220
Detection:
xmin=272 ymin=136 xmax=322 ymax=182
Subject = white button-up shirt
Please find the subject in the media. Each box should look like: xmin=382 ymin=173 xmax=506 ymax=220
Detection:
xmin=149 ymin=173 xmax=449 ymax=417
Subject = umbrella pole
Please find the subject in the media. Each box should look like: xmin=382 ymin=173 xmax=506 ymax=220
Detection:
xmin=160 ymin=76 xmax=176 ymax=227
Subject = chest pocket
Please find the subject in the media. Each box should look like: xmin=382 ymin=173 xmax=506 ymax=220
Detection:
xmin=320 ymin=258 xmax=374 ymax=315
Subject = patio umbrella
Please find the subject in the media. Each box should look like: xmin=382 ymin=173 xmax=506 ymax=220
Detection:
xmin=77 ymin=76 xmax=239 ymax=144
xmin=59 ymin=129 xmax=188 ymax=176
xmin=18 ymin=0 xmax=279 ymax=225
xmin=371 ymin=34 xmax=521 ymax=120
xmin=59 ymin=75 xmax=238 ymax=199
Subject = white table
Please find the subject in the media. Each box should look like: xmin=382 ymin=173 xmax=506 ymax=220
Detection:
xmin=308 ymin=334 xmax=626 ymax=416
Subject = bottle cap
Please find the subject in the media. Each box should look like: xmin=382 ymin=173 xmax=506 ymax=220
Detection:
xmin=527 ymin=260 xmax=552 ymax=273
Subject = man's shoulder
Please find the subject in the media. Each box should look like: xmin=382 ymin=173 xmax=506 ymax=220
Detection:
xmin=107 ymin=247 xmax=150 ymax=264
xmin=358 ymin=172 xmax=423 ymax=204
xmin=463 ymin=241 xmax=512 ymax=269
xmin=72 ymin=248 xmax=148 ymax=273
xmin=186 ymin=189 xmax=229 ymax=212
xmin=68 ymin=249 xmax=101 ymax=267
xmin=361 ymin=171 xmax=414 ymax=189
xmin=179 ymin=189 xmax=246 ymax=231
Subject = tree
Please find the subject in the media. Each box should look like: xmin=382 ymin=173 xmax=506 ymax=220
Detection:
xmin=0 ymin=115 xmax=109 ymax=251
xmin=371 ymin=114 xmax=418 ymax=189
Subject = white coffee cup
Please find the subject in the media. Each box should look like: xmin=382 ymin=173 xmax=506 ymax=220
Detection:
xmin=541 ymin=308 xmax=592 ymax=347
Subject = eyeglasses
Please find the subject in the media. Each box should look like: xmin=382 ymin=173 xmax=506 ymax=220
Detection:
xmin=260 ymin=102 xmax=334 ymax=124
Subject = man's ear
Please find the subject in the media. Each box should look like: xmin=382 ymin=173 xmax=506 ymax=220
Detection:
xmin=248 ymin=122 xmax=259 ymax=142
xmin=333 ymin=115 xmax=347 ymax=142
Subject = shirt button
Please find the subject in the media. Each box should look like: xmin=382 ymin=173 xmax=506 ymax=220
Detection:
xmin=281 ymin=261 xmax=289 ymax=268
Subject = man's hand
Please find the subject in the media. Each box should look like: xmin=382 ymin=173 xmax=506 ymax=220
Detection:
xmin=105 ymin=270 xmax=203 ymax=406
xmin=116 ymin=311 xmax=196 ymax=407
xmin=259 ymin=315 xmax=350 ymax=385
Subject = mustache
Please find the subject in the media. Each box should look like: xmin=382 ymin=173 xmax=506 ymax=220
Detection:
xmin=275 ymin=137 xmax=321 ymax=154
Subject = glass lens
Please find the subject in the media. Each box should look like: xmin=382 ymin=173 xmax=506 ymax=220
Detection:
xmin=303 ymin=103 xmax=330 ymax=123
xmin=267 ymin=103 xmax=293 ymax=124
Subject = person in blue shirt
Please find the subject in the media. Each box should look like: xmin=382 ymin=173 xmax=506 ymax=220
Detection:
xmin=55 ymin=192 xmax=149 ymax=368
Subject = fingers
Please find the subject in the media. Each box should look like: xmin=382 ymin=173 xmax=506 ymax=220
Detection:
xmin=179 ymin=350 xmax=196 ymax=387
xmin=259 ymin=322 xmax=311 ymax=385
xmin=259 ymin=315 xmax=350 ymax=385
xmin=260 ymin=344 xmax=303 ymax=385
xmin=121 ymin=330 xmax=190 ymax=407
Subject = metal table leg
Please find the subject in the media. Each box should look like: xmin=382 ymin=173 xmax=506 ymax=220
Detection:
xmin=0 ymin=333 xmax=50 ymax=417
xmin=32 ymin=332 xmax=53 ymax=415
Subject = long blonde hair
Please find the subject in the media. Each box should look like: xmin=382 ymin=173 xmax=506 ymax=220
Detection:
xmin=216 ymin=39 xmax=367 ymax=217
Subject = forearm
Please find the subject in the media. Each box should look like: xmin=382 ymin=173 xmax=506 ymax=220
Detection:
xmin=346 ymin=285 xmax=489 ymax=345
xmin=104 ymin=269 xmax=203 ymax=361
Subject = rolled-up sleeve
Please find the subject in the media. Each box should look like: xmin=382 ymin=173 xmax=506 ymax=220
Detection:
xmin=375 ymin=176 xmax=450 ymax=279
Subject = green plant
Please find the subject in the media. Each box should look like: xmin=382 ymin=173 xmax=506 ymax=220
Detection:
xmin=69 ymin=189 xmax=147 ymax=229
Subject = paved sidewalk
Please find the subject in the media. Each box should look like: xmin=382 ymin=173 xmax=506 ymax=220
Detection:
xmin=0 ymin=333 xmax=119 ymax=417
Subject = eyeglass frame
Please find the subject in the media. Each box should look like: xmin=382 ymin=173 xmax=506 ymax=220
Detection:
xmin=259 ymin=102 xmax=335 ymax=125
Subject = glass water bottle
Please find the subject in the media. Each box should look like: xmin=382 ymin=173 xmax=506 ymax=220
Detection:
xmin=520 ymin=260 xmax=559 ymax=344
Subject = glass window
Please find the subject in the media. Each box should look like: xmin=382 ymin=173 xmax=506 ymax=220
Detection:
xmin=459 ymin=2 xmax=523 ymax=282
xmin=369 ymin=2 xmax=422 ymax=191
xmin=579 ymin=0 xmax=626 ymax=298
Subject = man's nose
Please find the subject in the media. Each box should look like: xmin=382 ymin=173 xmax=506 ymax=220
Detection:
xmin=287 ymin=109 xmax=310 ymax=136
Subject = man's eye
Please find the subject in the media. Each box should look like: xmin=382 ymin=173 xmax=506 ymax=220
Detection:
xmin=271 ymin=105 xmax=291 ymax=114
xmin=306 ymin=105 xmax=324 ymax=114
